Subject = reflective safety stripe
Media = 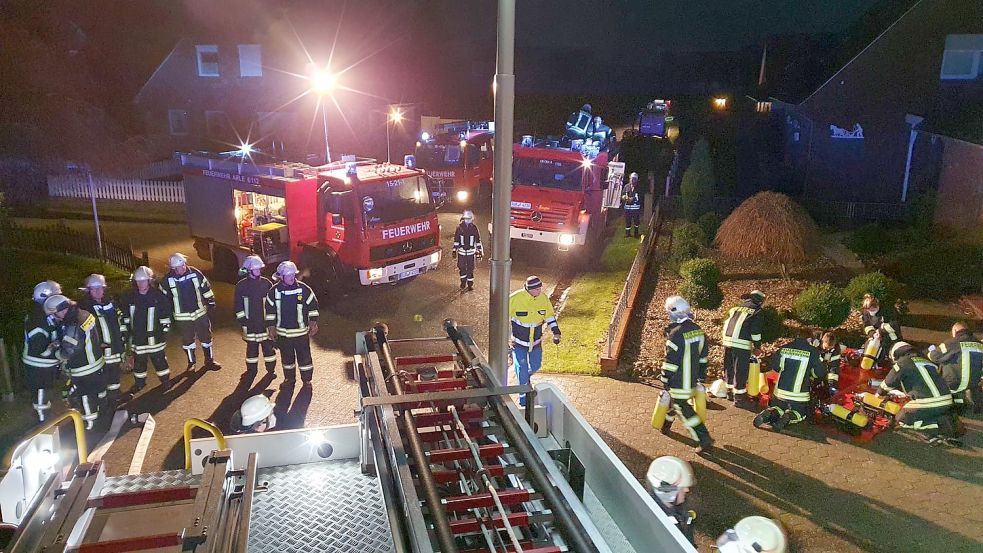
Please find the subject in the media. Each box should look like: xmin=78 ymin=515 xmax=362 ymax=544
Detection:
xmin=669 ymin=387 xmax=694 ymax=400
xmin=264 ymin=355 xmax=278 ymax=362
xmin=775 ymin=388 xmax=810 ymax=402
xmin=23 ymin=354 xmax=60 ymax=368
xmin=70 ymin=358 xmax=105 ymax=378
xmin=905 ymin=395 xmax=953 ymax=409
xmin=246 ymin=357 xmax=260 ymax=363
xmin=133 ymin=342 xmax=167 ymax=354
xmin=298 ymin=364 xmax=314 ymax=371
xmin=277 ymin=327 xmax=310 ymax=338
xmin=662 ymin=362 xmax=679 ymax=372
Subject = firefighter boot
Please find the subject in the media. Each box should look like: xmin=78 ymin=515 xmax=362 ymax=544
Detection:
xmin=633 ymin=226 xmax=640 ymax=238
xmin=265 ymin=359 xmax=277 ymax=374
xmin=939 ymin=415 xmax=963 ymax=448
xmin=185 ymin=348 xmax=197 ymax=369
xmin=753 ymin=409 xmax=774 ymax=429
xmin=460 ymin=277 xmax=467 ymax=290
xmin=772 ymin=409 xmax=794 ymax=432
xmin=624 ymin=228 xmax=631 ymax=238
xmin=160 ymin=373 xmax=172 ymax=393
xmin=300 ymin=368 xmax=313 ymax=385
xmin=283 ymin=367 xmax=297 ymax=382
xmin=203 ymin=345 xmax=222 ymax=371
xmin=695 ymin=429 xmax=714 ymax=455
xmin=129 ymin=378 xmax=146 ymax=394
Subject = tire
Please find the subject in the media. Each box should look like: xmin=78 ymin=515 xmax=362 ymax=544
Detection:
xmin=300 ymin=250 xmax=345 ymax=303
xmin=212 ymin=247 xmax=239 ymax=283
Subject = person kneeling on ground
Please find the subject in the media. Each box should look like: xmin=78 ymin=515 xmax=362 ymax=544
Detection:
xmin=753 ymin=333 xmax=827 ymax=432
xmin=927 ymin=322 xmax=983 ymax=415
xmin=879 ymin=342 xmax=960 ymax=447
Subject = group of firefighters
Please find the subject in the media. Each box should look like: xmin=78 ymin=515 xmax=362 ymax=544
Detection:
xmin=21 ymin=253 xmax=320 ymax=429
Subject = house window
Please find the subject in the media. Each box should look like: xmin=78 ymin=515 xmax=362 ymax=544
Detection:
xmin=756 ymin=101 xmax=772 ymax=113
xmin=239 ymin=44 xmax=262 ymax=77
xmin=168 ymin=109 xmax=190 ymax=135
xmin=940 ymin=49 xmax=980 ymax=80
xmin=205 ymin=111 xmax=228 ymax=138
xmin=196 ymin=45 xmax=220 ymax=77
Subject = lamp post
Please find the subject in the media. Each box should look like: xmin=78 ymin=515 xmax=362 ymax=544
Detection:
xmin=310 ymin=69 xmax=337 ymax=164
xmin=387 ymin=108 xmax=403 ymax=163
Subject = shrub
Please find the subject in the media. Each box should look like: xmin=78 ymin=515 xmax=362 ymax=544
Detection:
xmin=668 ymin=222 xmax=707 ymax=268
xmin=881 ymin=244 xmax=983 ymax=300
xmin=715 ymin=192 xmax=820 ymax=274
xmin=844 ymin=271 xmax=903 ymax=308
xmin=679 ymin=258 xmax=720 ymax=286
xmin=793 ymin=283 xmax=851 ymax=328
xmin=844 ymin=223 xmax=895 ymax=261
xmin=758 ymin=306 xmax=787 ymax=342
xmin=678 ymin=280 xmax=723 ymax=309
xmin=696 ymin=211 xmax=723 ymax=243
xmin=680 ymin=138 xmax=715 ymax=221
xmin=677 ymin=258 xmax=722 ymax=309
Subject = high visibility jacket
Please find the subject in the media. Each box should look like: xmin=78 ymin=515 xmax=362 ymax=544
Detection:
xmin=927 ymin=330 xmax=983 ymax=396
xmin=235 ymin=276 xmax=273 ymax=341
xmin=78 ymin=295 xmax=125 ymax=363
xmin=508 ymin=289 xmax=560 ymax=349
xmin=622 ymin=189 xmax=642 ymax=211
xmin=162 ymin=267 xmax=215 ymax=321
xmin=862 ymin=310 xmax=901 ymax=342
xmin=880 ymin=354 xmax=953 ymax=410
xmin=721 ymin=301 xmax=762 ymax=351
xmin=821 ymin=343 xmax=847 ymax=383
xmin=121 ymin=287 xmax=172 ymax=354
xmin=662 ymin=319 xmax=708 ymax=400
xmin=265 ymin=281 xmax=319 ymax=338
xmin=22 ymin=305 xmax=60 ymax=370
xmin=767 ymin=338 xmax=826 ymax=403
xmin=454 ymin=223 xmax=483 ymax=256
xmin=57 ymin=307 xmax=105 ymax=378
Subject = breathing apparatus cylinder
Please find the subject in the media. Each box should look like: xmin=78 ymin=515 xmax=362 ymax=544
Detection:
xmin=860 ymin=333 xmax=881 ymax=371
xmin=748 ymin=356 xmax=762 ymax=398
xmin=828 ymin=404 xmax=869 ymax=429
xmin=694 ymin=384 xmax=708 ymax=421
xmin=651 ymin=391 xmax=671 ymax=429
xmin=861 ymin=392 xmax=902 ymax=415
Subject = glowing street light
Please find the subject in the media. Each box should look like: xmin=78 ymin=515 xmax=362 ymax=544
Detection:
xmin=310 ymin=68 xmax=339 ymax=163
xmin=387 ymin=107 xmax=403 ymax=163
xmin=712 ymin=96 xmax=729 ymax=110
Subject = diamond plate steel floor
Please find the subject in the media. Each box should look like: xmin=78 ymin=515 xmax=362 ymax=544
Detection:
xmin=102 ymin=470 xmax=201 ymax=495
xmin=248 ymin=460 xmax=395 ymax=553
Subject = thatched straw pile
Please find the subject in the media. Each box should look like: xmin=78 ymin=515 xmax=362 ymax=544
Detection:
xmin=715 ymin=191 xmax=820 ymax=266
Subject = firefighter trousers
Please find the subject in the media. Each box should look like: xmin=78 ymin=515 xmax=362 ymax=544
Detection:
xmin=897 ymin=405 xmax=958 ymax=437
xmin=70 ymin=369 xmax=107 ymax=427
xmin=245 ymin=340 xmax=277 ymax=373
xmin=277 ymin=334 xmax=313 ymax=382
xmin=512 ymin=345 xmax=543 ymax=407
xmin=133 ymin=351 xmax=170 ymax=384
xmin=759 ymin=397 xmax=809 ymax=426
xmin=660 ymin=391 xmax=712 ymax=447
xmin=624 ymin=210 xmax=641 ymax=236
xmin=724 ymin=347 xmax=751 ymax=396
xmin=457 ymin=254 xmax=476 ymax=288
xmin=176 ymin=315 xmax=214 ymax=365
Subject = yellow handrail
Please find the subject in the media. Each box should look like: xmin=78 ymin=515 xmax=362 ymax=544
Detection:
xmin=183 ymin=418 xmax=227 ymax=470
xmin=2 ymin=409 xmax=88 ymax=472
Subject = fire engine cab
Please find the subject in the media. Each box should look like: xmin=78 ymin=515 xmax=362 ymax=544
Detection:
xmin=181 ymin=152 xmax=441 ymax=288
xmin=415 ymin=121 xmax=494 ymax=206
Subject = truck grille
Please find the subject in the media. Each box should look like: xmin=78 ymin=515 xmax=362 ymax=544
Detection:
xmin=510 ymin=206 xmax=571 ymax=229
xmin=370 ymin=234 xmax=437 ymax=262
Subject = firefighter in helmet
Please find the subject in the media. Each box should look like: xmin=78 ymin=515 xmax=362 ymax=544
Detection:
xmin=161 ymin=252 xmax=221 ymax=370
xmin=927 ymin=322 xmax=983 ymax=415
xmin=753 ymin=333 xmax=827 ymax=432
xmin=509 ymin=276 xmax=561 ymax=407
xmin=622 ymin=172 xmax=642 ymax=238
xmin=879 ymin=341 xmax=960 ymax=446
xmin=653 ymin=295 xmax=713 ymax=453
xmin=716 ymin=516 xmax=787 ymax=553
xmin=44 ymin=295 xmax=107 ymax=429
xmin=23 ymin=281 xmax=63 ymax=421
xmin=120 ymin=266 xmax=172 ymax=392
xmin=235 ymin=256 xmax=277 ymax=374
xmin=817 ymin=331 xmax=846 ymax=394
xmin=78 ymin=274 xmax=126 ymax=407
xmin=265 ymin=261 xmax=319 ymax=384
xmin=453 ymin=210 xmax=483 ymax=291
xmin=862 ymin=293 xmax=901 ymax=365
xmin=722 ymin=290 xmax=766 ymax=407
xmin=646 ymin=456 xmax=697 ymax=544
xmin=231 ymin=394 xmax=277 ymax=434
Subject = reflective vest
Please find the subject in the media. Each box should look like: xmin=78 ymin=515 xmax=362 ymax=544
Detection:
xmin=623 ymin=190 xmax=642 ymax=211
xmin=880 ymin=355 xmax=953 ymax=410
xmin=863 ymin=310 xmax=900 ymax=342
xmin=235 ymin=276 xmax=273 ymax=341
xmin=454 ymin=223 xmax=483 ymax=256
xmin=769 ymin=338 xmax=826 ymax=403
xmin=121 ymin=288 xmax=172 ymax=354
xmin=22 ymin=306 xmax=60 ymax=370
xmin=662 ymin=319 xmax=707 ymax=400
xmin=722 ymin=303 xmax=762 ymax=351
xmin=58 ymin=308 xmax=105 ymax=378
xmin=265 ymin=281 xmax=319 ymax=338
xmin=79 ymin=295 xmax=125 ymax=363
xmin=508 ymin=290 xmax=560 ymax=349
xmin=162 ymin=267 xmax=215 ymax=321
xmin=928 ymin=330 xmax=983 ymax=396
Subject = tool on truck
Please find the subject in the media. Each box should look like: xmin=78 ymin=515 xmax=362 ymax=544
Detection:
xmin=180 ymin=152 xmax=441 ymax=289
xmin=415 ymin=120 xmax=495 ymax=205
xmin=1 ymin=321 xmax=698 ymax=552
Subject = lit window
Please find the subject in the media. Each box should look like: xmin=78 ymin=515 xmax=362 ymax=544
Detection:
xmin=168 ymin=110 xmax=189 ymax=135
xmin=756 ymin=101 xmax=772 ymax=113
xmin=196 ymin=45 xmax=220 ymax=77
xmin=940 ymin=50 xmax=980 ymax=80
xmin=238 ymin=44 xmax=262 ymax=77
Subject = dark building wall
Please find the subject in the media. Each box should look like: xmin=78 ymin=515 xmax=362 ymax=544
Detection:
xmin=933 ymin=136 xmax=983 ymax=230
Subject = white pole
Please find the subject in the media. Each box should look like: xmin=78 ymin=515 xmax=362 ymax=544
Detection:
xmin=387 ymin=118 xmax=392 ymax=163
xmin=87 ymin=171 xmax=104 ymax=259
xmin=322 ymin=103 xmax=332 ymax=164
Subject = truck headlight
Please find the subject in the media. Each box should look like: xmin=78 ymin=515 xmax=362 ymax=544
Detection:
xmin=456 ymin=190 xmax=469 ymax=203
xmin=430 ymin=252 xmax=440 ymax=265
xmin=559 ymin=234 xmax=575 ymax=246
xmin=367 ymin=268 xmax=384 ymax=280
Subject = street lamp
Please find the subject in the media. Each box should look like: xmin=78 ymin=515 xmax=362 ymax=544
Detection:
xmin=387 ymin=107 xmax=403 ymax=163
xmin=310 ymin=68 xmax=338 ymax=163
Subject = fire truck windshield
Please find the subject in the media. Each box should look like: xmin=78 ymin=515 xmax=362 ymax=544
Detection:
xmin=512 ymin=157 xmax=584 ymax=191
xmin=416 ymin=143 xmax=462 ymax=168
xmin=359 ymin=176 xmax=434 ymax=226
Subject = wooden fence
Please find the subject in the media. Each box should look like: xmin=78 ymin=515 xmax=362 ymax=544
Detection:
xmin=48 ymin=174 xmax=185 ymax=203
xmin=0 ymin=221 xmax=149 ymax=272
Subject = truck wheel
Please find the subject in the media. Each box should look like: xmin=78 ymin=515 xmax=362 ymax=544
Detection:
xmin=193 ymin=238 xmax=212 ymax=261
xmin=212 ymin=247 xmax=239 ymax=283
xmin=301 ymin=252 xmax=345 ymax=302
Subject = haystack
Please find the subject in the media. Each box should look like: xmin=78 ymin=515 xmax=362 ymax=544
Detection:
xmin=715 ymin=192 xmax=820 ymax=272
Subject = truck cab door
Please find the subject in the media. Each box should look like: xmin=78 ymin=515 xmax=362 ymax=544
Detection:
xmin=325 ymin=190 xmax=352 ymax=251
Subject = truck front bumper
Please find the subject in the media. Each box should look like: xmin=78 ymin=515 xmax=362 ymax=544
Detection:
xmin=488 ymin=223 xmax=586 ymax=248
xmin=359 ymin=250 xmax=441 ymax=286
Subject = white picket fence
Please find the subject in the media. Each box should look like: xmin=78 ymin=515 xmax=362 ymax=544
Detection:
xmin=47 ymin=174 xmax=186 ymax=203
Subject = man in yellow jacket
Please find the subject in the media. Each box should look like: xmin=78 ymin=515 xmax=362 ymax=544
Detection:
xmin=509 ymin=276 xmax=561 ymax=406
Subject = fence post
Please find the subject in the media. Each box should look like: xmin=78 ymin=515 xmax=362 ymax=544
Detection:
xmin=0 ymin=338 xmax=15 ymax=401
xmin=141 ymin=251 xmax=150 ymax=266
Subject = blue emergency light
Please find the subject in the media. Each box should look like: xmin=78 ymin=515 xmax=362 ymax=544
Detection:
xmin=404 ymin=155 xmax=416 ymax=169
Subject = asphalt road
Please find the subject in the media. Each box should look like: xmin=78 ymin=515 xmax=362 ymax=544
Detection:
xmin=21 ymin=203 xmax=580 ymax=474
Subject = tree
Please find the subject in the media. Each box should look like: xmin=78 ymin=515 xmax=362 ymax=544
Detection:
xmin=680 ymin=137 xmax=715 ymax=221
xmin=715 ymin=191 xmax=820 ymax=277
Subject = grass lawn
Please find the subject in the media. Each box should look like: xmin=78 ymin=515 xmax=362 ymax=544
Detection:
xmin=29 ymin=197 xmax=185 ymax=223
xmin=541 ymin=235 xmax=642 ymax=375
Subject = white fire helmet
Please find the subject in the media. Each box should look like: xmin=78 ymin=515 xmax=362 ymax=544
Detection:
xmin=132 ymin=266 xmax=154 ymax=282
xmin=240 ymin=395 xmax=276 ymax=429
xmin=647 ymin=456 xmax=694 ymax=505
xmin=629 ymin=172 xmax=639 ymax=182
xmin=242 ymin=255 xmax=264 ymax=272
xmin=168 ymin=252 xmax=188 ymax=269
xmin=83 ymin=274 xmax=107 ymax=289
xmin=277 ymin=261 xmax=299 ymax=277
xmin=664 ymin=295 xmax=692 ymax=322
xmin=43 ymin=294 xmax=72 ymax=316
xmin=462 ymin=210 xmax=474 ymax=223
xmin=716 ymin=516 xmax=787 ymax=553
xmin=32 ymin=280 xmax=62 ymax=304
xmin=889 ymin=341 xmax=913 ymax=362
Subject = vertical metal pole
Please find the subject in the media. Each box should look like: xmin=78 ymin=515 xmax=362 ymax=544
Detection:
xmin=322 ymin=102 xmax=332 ymax=164
xmin=87 ymin=171 xmax=103 ymax=259
xmin=489 ymin=0 xmax=516 ymax=387
xmin=387 ymin=119 xmax=392 ymax=163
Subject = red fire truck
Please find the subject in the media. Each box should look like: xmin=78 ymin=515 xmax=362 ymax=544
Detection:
xmin=414 ymin=120 xmax=494 ymax=205
xmin=181 ymin=153 xmax=441 ymax=289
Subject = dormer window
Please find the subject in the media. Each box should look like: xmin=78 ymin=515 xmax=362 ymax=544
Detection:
xmin=196 ymin=45 xmax=220 ymax=77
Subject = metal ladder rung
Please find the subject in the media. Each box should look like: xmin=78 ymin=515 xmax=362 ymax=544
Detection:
xmin=449 ymin=510 xmax=553 ymax=535
xmin=427 ymin=443 xmax=507 ymax=464
xmin=413 ymin=407 xmax=485 ymax=427
xmin=442 ymin=489 xmax=534 ymax=511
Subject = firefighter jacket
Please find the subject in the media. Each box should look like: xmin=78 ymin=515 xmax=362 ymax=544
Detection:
xmin=78 ymin=295 xmax=125 ymax=363
xmin=766 ymin=338 xmax=827 ymax=403
xmin=622 ymin=188 xmax=642 ymax=211
xmin=880 ymin=354 xmax=953 ymax=410
xmin=56 ymin=307 xmax=105 ymax=378
xmin=662 ymin=319 xmax=708 ymax=400
xmin=862 ymin=309 xmax=901 ymax=342
xmin=509 ymin=289 xmax=560 ymax=350
xmin=454 ymin=222 xmax=483 ymax=256
xmin=927 ymin=330 xmax=983 ymax=396
xmin=161 ymin=267 xmax=215 ymax=322
xmin=722 ymin=300 xmax=762 ymax=351
xmin=22 ymin=305 xmax=60 ymax=371
xmin=821 ymin=343 xmax=847 ymax=384
xmin=265 ymin=280 xmax=319 ymax=338
xmin=120 ymin=287 xmax=172 ymax=355
xmin=235 ymin=276 xmax=274 ymax=341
